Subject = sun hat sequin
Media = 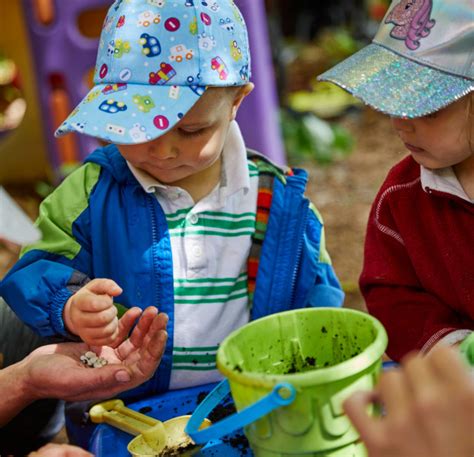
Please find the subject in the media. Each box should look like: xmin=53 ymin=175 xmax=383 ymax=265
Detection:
xmin=55 ymin=0 xmax=251 ymax=144
xmin=318 ymin=0 xmax=473 ymax=118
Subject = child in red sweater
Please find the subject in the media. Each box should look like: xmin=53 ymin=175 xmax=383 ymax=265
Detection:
xmin=319 ymin=0 xmax=473 ymax=361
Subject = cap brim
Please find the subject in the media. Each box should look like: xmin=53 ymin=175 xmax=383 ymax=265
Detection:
xmin=55 ymin=83 xmax=205 ymax=145
xmin=318 ymin=44 xmax=474 ymax=118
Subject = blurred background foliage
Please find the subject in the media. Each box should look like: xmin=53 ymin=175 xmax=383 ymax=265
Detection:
xmin=264 ymin=0 xmax=390 ymax=165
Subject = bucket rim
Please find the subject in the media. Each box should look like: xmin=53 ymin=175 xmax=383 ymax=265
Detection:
xmin=217 ymin=307 xmax=388 ymax=388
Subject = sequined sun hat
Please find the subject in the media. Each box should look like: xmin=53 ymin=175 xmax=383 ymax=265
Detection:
xmin=318 ymin=0 xmax=473 ymax=118
xmin=55 ymin=0 xmax=251 ymax=145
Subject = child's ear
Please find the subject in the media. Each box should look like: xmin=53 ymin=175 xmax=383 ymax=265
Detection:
xmin=231 ymin=83 xmax=254 ymax=120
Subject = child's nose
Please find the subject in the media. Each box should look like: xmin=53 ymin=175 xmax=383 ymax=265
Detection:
xmin=148 ymin=143 xmax=179 ymax=159
xmin=391 ymin=117 xmax=415 ymax=133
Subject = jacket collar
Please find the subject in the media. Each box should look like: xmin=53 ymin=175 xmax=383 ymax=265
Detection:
xmin=85 ymin=144 xmax=137 ymax=186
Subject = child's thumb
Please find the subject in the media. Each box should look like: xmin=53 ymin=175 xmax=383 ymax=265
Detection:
xmin=86 ymin=278 xmax=123 ymax=297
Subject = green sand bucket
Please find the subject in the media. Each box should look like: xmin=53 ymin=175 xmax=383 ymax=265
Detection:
xmin=187 ymin=308 xmax=387 ymax=456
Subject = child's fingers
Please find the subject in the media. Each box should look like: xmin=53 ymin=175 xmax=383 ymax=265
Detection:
xmin=429 ymin=346 xmax=471 ymax=386
xmin=81 ymin=318 xmax=119 ymax=345
xmin=84 ymin=278 xmax=123 ymax=297
xmin=79 ymin=305 xmax=118 ymax=328
xmin=343 ymin=391 xmax=384 ymax=449
xmin=414 ymin=347 xmax=474 ymax=456
xmin=401 ymin=352 xmax=452 ymax=452
xmin=402 ymin=351 xmax=439 ymax=400
xmin=376 ymin=369 xmax=411 ymax=422
xmin=76 ymin=294 xmax=115 ymax=313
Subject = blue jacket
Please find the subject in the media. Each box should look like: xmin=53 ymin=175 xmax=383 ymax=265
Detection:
xmin=0 ymin=145 xmax=343 ymax=396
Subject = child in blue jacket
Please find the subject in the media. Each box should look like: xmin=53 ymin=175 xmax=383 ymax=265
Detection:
xmin=0 ymin=0 xmax=343 ymax=396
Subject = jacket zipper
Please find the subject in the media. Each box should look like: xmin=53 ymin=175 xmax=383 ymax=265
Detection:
xmin=147 ymin=194 xmax=160 ymax=313
xmin=289 ymin=198 xmax=309 ymax=308
xmin=147 ymin=193 xmax=168 ymax=393
xmin=269 ymin=189 xmax=309 ymax=312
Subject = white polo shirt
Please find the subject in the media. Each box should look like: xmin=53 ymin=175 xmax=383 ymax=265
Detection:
xmin=128 ymin=121 xmax=260 ymax=388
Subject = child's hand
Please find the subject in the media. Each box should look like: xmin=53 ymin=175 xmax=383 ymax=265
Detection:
xmin=63 ymin=279 xmax=142 ymax=347
xmin=344 ymin=347 xmax=474 ymax=457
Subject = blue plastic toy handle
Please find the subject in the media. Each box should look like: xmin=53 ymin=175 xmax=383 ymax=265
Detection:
xmin=382 ymin=361 xmax=399 ymax=370
xmin=185 ymin=379 xmax=296 ymax=444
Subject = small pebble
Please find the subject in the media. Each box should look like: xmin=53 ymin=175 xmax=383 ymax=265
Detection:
xmin=81 ymin=351 xmax=108 ymax=368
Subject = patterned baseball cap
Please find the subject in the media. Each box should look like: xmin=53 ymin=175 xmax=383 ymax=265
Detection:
xmin=318 ymin=0 xmax=473 ymax=118
xmin=55 ymin=0 xmax=251 ymax=144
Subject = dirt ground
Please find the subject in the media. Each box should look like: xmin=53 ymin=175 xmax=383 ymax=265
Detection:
xmin=302 ymin=108 xmax=405 ymax=311
xmin=0 ymin=108 xmax=405 ymax=307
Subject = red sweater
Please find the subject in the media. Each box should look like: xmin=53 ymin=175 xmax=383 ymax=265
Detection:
xmin=360 ymin=156 xmax=474 ymax=361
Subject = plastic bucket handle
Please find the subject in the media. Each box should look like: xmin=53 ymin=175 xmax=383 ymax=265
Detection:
xmin=185 ymin=379 xmax=296 ymax=444
xmin=382 ymin=361 xmax=399 ymax=370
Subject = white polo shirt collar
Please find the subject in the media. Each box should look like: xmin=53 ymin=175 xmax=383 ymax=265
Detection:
xmin=421 ymin=166 xmax=473 ymax=203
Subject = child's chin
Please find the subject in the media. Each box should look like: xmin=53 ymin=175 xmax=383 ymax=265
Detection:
xmin=411 ymin=156 xmax=446 ymax=171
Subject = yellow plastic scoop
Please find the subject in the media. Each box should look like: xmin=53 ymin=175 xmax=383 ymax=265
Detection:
xmin=90 ymin=399 xmax=211 ymax=456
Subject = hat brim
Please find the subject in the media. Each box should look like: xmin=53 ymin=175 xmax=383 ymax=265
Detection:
xmin=55 ymin=83 xmax=205 ymax=145
xmin=318 ymin=44 xmax=474 ymax=118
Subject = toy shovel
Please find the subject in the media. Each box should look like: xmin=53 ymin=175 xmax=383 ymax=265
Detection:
xmin=90 ymin=399 xmax=211 ymax=456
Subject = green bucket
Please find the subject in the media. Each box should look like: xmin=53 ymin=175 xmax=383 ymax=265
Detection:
xmin=216 ymin=308 xmax=388 ymax=457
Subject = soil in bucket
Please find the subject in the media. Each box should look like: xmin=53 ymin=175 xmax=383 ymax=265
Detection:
xmin=217 ymin=307 xmax=387 ymax=457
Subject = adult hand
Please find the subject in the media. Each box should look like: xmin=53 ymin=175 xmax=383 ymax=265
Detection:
xmin=28 ymin=443 xmax=92 ymax=457
xmin=63 ymin=278 xmax=142 ymax=347
xmin=344 ymin=347 xmax=474 ymax=457
xmin=22 ymin=307 xmax=168 ymax=402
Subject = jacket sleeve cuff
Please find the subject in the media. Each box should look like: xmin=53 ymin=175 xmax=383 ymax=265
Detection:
xmin=50 ymin=287 xmax=74 ymax=337
xmin=308 ymin=284 xmax=345 ymax=308
xmin=421 ymin=328 xmax=473 ymax=354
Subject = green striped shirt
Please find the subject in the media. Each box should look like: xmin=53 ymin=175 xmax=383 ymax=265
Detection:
xmin=129 ymin=122 xmax=258 ymax=389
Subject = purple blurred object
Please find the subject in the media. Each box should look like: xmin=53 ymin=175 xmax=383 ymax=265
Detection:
xmin=21 ymin=0 xmax=109 ymax=173
xmin=22 ymin=0 xmax=286 ymax=173
xmin=235 ymin=0 xmax=286 ymax=165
